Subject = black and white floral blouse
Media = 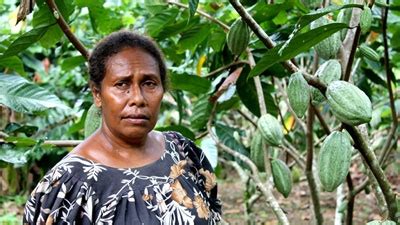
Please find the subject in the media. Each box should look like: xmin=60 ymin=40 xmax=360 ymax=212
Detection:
xmin=23 ymin=131 xmax=221 ymax=224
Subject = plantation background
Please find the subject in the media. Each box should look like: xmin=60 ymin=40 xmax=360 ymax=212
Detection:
xmin=0 ymin=0 xmax=399 ymax=224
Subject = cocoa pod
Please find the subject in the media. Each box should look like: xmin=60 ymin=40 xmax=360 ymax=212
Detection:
xmin=250 ymin=130 xmax=265 ymax=171
xmin=271 ymin=159 xmax=292 ymax=198
xmin=337 ymin=8 xmax=352 ymax=40
xmin=359 ymin=44 xmax=380 ymax=62
xmin=312 ymin=59 xmax=342 ymax=105
xmin=318 ymin=131 xmax=352 ymax=192
xmin=84 ymin=104 xmax=102 ymax=138
xmin=287 ymin=72 xmax=310 ymax=118
xmin=311 ymin=17 xmax=342 ymax=60
xmin=257 ymin=114 xmax=284 ymax=147
xmin=227 ymin=18 xmax=250 ymax=55
xmin=360 ymin=6 xmax=372 ymax=34
xmin=326 ymin=81 xmax=372 ymax=125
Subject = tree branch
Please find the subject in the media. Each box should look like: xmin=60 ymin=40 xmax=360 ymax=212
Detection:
xmin=343 ymin=26 xmax=361 ymax=81
xmin=205 ymin=60 xmax=249 ymax=78
xmin=343 ymin=124 xmax=399 ymax=222
xmin=167 ymin=1 xmax=230 ymax=31
xmin=45 ymin=0 xmax=89 ymax=60
xmin=305 ymin=105 xmax=324 ymax=225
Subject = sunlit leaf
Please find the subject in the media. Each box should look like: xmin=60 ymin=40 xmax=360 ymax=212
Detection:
xmin=0 ymin=74 xmax=70 ymax=114
xmin=0 ymin=56 xmax=25 ymax=75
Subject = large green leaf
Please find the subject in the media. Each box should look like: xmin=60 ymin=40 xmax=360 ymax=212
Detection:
xmin=169 ymin=73 xmax=211 ymax=95
xmin=145 ymin=8 xmax=180 ymax=37
xmin=0 ymin=144 xmax=28 ymax=165
xmin=156 ymin=125 xmax=195 ymax=140
xmin=249 ymin=23 xmax=348 ymax=78
xmin=0 ymin=25 xmax=52 ymax=59
xmin=189 ymin=0 xmax=199 ymax=19
xmin=0 ymin=74 xmax=69 ymax=114
xmin=0 ymin=56 xmax=25 ymax=75
xmin=178 ymin=23 xmax=211 ymax=53
xmin=200 ymin=136 xmax=218 ymax=168
xmin=190 ymin=94 xmax=212 ymax=131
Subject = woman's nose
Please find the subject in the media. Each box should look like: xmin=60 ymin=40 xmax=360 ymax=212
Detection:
xmin=128 ymin=84 xmax=145 ymax=107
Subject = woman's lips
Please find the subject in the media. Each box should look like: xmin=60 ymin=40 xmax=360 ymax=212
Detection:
xmin=122 ymin=114 xmax=149 ymax=125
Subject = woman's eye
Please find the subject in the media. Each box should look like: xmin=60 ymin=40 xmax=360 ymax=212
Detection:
xmin=143 ymin=81 xmax=157 ymax=88
xmin=115 ymin=81 xmax=128 ymax=88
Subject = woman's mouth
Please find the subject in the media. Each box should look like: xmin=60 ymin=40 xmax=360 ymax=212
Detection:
xmin=122 ymin=114 xmax=149 ymax=125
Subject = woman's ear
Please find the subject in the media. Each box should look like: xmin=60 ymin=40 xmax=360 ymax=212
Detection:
xmin=90 ymin=81 xmax=102 ymax=108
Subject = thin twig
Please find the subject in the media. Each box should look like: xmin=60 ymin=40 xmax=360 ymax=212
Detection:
xmin=305 ymin=105 xmax=324 ymax=225
xmin=346 ymin=174 xmax=354 ymax=225
xmin=205 ymin=61 xmax=249 ymax=78
xmin=236 ymin=109 xmax=257 ymax=128
xmin=33 ymin=115 xmax=76 ymax=138
xmin=45 ymin=0 xmax=89 ymax=60
xmin=380 ymin=1 xmax=399 ymax=164
xmin=311 ymin=104 xmax=331 ymax=134
xmin=167 ymin=1 xmax=230 ymax=31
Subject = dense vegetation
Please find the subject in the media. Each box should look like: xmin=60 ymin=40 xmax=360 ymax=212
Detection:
xmin=0 ymin=0 xmax=398 ymax=224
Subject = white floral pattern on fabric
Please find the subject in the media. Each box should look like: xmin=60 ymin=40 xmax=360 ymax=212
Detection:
xmin=23 ymin=131 xmax=221 ymax=225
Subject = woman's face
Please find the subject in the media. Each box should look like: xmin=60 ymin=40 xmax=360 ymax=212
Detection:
xmin=93 ymin=47 xmax=164 ymax=142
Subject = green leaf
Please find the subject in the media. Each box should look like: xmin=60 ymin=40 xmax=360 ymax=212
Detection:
xmin=200 ymin=136 xmax=218 ymax=168
xmin=0 ymin=56 xmax=25 ymax=75
xmin=190 ymin=95 xmax=212 ymax=131
xmin=215 ymin=123 xmax=248 ymax=157
xmin=4 ymin=123 xmax=38 ymax=137
xmin=4 ymin=136 xmax=37 ymax=147
xmin=178 ymin=23 xmax=211 ymax=53
xmin=249 ymin=23 xmax=348 ymax=78
xmin=237 ymin=66 xmax=278 ymax=117
xmin=145 ymin=8 xmax=180 ymax=37
xmin=156 ymin=125 xmax=195 ymax=141
xmin=0 ymin=144 xmax=28 ymax=165
xmin=0 ymin=25 xmax=52 ymax=59
xmin=169 ymin=73 xmax=211 ymax=95
xmin=39 ymin=25 xmax=64 ymax=48
xmin=60 ymin=55 xmax=85 ymax=71
xmin=189 ymin=0 xmax=199 ymax=19
xmin=0 ymin=74 xmax=70 ymax=114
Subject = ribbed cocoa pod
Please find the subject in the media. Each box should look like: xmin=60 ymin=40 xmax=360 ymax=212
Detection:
xmin=287 ymin=72 xmax=310 ymax=118
xmin=359 ymin=44 xmax=380 ymax=62
xmin=311 ymin=17 xmax=342 ymax=60
xmin=326 ymin=81 xmax=372 ymax=125
xmin=250 ymin=130 xmax=265 ymax=171
xmin=227 ymin=19 xmax=250 ymax=55
xmin=271 ymin=159 xmax=293 ymax=198
xmin=318 ymin=131 xmax=352 ymax=192
xmin=257 ymin=114 xmax=284 ymax=147
xmin=312 ymin=59 xmax=342 ymax=105
xmin=360 ymin=6 xmax=372 ymax=34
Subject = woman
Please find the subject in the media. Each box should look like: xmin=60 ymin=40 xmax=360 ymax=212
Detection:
xmin=24 ymin=31 xmax=221 ymax=224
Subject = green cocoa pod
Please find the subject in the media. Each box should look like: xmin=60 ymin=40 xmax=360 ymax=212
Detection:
xmin=326 ymin=81 xmax=372 ymax=125
xmin=287 ymin=72 xmax=310 ymax=118
xmin=360 ymin=6 xmax=372 ymax=34
xmin=271 ymin=159 xmax=292 ymax=198
xmin=359 ymin=44 xmax=380 ymax=62
xmin=257 ymin=114 xmax=284 ymax=147
xmin=312 ymin=59 xmax=342 ymax=105
xmin=311 ymin=17 xmax=342 ymax=60
xmin=84 ymin=104 xmax=102 ymax=138
xmin=337 ymin=8 xmax=352 ymax=40
xmin=318 ymin=131 xmax=352 ymax=192
xmin=250 ymin=130 xmax=265 ymax=171
xmin=316 ymin=59 xmax=342 ymax=84
xmin=301 ymin=0 xmax=322 ymax=8
xmin=366 ymin=220 xmax=396 ymax=225
xmin=227 ymin=18 xmax=250 ymax=55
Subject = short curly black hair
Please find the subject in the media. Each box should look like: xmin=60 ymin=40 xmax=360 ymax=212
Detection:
xmin=88 ymin=30 xmax=167 ymax=90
